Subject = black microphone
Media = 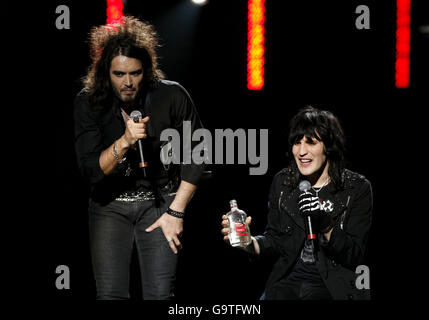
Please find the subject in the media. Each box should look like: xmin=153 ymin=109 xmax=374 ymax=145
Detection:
xmin=130 ymin=110 xmax=148 ymax=177
xmin=299 ymin=180 xmax=316 ymax=240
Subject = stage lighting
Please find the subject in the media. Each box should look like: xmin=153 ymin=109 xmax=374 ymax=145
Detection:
xmin=191 ymin=0 xmax=208 ymax=5
xmin=247 ymin=0 xmax=265 ymax=90
xmin=395 ymin=0 xmax=410 ymax=88
xmin=106 ymin=0 xmax=124 ymax=25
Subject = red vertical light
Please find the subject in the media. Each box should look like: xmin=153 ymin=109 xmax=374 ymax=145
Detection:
xmin=106 ymin=0 xmax=124 ymax=25
xmin=395 ymin=0 xmax=411 ymax=88
xmin=247 ymin=0 xmax=265 ymax=90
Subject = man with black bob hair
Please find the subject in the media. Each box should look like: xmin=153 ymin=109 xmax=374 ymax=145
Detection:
xmin=221 ymin=106 xmax=372 ymax=300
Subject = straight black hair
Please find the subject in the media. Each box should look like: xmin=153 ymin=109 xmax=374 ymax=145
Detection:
xmin=285 ymin=106 xmax=347 ymax=190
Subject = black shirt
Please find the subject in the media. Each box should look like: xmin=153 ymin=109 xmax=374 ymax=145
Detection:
xmin=74 ymin=80 xmax=204 ymax=203
xmin=279 ymin=186 xmax=336 ymax=299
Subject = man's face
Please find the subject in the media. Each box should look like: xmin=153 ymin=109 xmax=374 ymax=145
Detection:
xmin=292 ymin=135 xmax=328 ymax=177
xmin=110 ymin=55 xmax=144 ymax=104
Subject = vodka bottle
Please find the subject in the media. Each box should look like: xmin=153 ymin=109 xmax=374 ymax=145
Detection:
xmin=227 ymin=200 xmax=251 ymax=247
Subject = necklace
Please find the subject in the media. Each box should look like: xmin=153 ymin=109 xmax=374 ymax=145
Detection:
xmin=120 ymin=108 xmax=132 ymax=176
xmin=311 ymin=177 xmax=330 ymax=197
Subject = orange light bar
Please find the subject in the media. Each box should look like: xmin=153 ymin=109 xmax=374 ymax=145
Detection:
xmin=247 ymin=0 xmax=265 ymax=90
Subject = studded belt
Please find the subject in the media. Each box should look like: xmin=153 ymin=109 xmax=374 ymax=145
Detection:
xmin=115 ymin=190 xmax=177 ymax=202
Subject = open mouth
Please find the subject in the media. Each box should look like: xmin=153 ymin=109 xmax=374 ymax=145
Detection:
xmin=299 ymin=158 xmax=312 ymax=167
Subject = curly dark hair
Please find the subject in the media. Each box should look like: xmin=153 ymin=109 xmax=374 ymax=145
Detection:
xmin=284 ymin=106 xmax=347 ymax=190
xmin=82 ymin=16 xmax=164 ymax=112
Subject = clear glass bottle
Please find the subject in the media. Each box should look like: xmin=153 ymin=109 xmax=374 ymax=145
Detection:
xmin=227 ymin=200 xmax=251 ymax=247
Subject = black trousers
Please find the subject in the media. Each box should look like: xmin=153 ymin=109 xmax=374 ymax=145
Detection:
xmin=88 ymin=194 xmax=177 ymax=300
xmin=266 ymin=276 xmax=333 ymax=300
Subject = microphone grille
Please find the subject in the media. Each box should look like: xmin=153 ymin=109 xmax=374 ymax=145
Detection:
xmin=130 ymin=110 xmax=142 ymax=119
xmin=299 ymin=180 xmax=311 ymax=192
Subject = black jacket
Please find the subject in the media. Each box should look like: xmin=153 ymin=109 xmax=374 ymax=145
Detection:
xmin=255 ymin=168 xmax=373 ymax=300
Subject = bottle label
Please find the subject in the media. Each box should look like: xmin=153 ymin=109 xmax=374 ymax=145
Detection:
xmin=234 ymin=223 xmax=248 ymax=236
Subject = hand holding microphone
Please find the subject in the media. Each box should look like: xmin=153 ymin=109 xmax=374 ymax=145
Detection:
xmin=120 ymin=110 xmax=150 ymax=176
xmin=298 ymin=181 xmax=334 ymax=238
xmin=123 ymin=110 xmax=149 ymax=146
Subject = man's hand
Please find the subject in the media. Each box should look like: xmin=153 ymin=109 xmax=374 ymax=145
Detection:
xmin=221 ymin=214 xmax=260 ymax=254
xmin=146 ymin=213 xmax=183 ymax=254
xmin=221 ymin=214 xmax=252 ymax=245
xmin=299 ymin=192 xmax=334 ymax=234
xmin=122 ymin=116 xmax=150 ymax=147
xmin=146 ymin=180 xmax=196 ymax=254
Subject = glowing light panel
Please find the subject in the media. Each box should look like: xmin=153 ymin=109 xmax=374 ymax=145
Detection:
xmin=247 ymin=0 xmax=265 ymax=90
xmin=106 ymin=0 xmax=124 ymax=25
xmin=395 ymin=0 xmax=411 ymax=88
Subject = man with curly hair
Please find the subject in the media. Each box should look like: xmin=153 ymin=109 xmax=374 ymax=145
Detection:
xmin=74 ymin=17 xmax=204 ymax=300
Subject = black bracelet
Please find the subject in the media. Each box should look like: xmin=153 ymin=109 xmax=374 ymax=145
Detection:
xmin=166 ymin=207 xmax=185 ymax=219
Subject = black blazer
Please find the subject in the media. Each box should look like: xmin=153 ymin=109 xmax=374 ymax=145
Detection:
xmin=255 ymin=168 xmax=373 ymax=300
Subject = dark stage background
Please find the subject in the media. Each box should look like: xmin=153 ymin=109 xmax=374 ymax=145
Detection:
xmin=37 ymin=0 xmax=428 ymax=304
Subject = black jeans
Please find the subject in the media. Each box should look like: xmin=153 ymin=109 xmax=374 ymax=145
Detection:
xmin=88 ymin=195 xmax=177 ymax=300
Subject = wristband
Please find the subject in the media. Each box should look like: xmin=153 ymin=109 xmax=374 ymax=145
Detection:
xmin=166 ymin=207 xmax=185 ymax=219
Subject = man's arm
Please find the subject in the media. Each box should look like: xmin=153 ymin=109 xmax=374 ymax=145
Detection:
xmin=99 ymin=117 xmax=149 ymax=175
xmin=98 ymin=136 xmax=129 ymax=175
xmin=169 ymin=180 xmax=197 ymax=212
xmin=145 ymin=82 xmax=204 ymax=254
xmin=319 ymin=180 xmax=373 ymax=269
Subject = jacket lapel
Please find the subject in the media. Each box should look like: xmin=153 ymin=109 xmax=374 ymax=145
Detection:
xmin=324 ymin=183 xmax=348 ymax=220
